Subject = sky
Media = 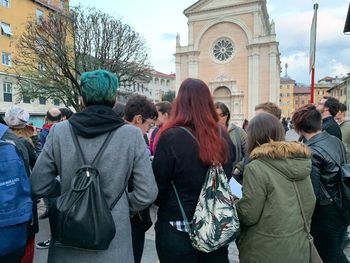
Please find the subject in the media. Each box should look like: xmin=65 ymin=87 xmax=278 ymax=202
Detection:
xmin=70 ymin=0 xmax=350 ymax=85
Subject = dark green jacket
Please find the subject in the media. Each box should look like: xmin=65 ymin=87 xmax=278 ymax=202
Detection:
xmin=340 ymin=119 xmax=350 ymax=163
xmin=237 ymin=141 xmax=316 ymax=263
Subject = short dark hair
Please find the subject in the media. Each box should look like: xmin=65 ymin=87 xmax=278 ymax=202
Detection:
xmin=59 ymin=107 xmax=74 ymax=119
xmin=255 ymin=102 xmax=282 ymax=119
xmin=324 ymin=96 xmax=340 ymax=117
xmin=247 ymin=113 xmax=285 ymax=154
xmin=214 ymin=101 xmax=231 ymax=127
xmin=339 ymin=103 xmax=347 ymax=113
xmin=124 ymin=95 xmax=158 ymax=122
xmin=46 ymin=109 xmax=62 ymax=122
xmin=292 ymin=104 xmax=321 ymax=133
xmin=156 ymin=101 xmax=172 ymax=115
xmin=112 ymin=103 xmax=126 ymax=118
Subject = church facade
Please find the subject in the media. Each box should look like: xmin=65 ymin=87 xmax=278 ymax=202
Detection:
xmin=175 ymin=0 xmax=280 ymax=122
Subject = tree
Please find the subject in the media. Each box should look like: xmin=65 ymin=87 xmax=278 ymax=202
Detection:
xmin=13 ymin=7 xmax=150 ymax=111
xmin=162 ymin=90 xmax=176 ymax=103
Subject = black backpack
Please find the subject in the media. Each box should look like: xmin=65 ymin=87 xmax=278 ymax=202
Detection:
xmin=49 ymin=125 xmax=128 ymax=250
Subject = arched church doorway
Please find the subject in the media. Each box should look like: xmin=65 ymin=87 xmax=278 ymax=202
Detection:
xmin=213 ymin=86 xmax=231 ymax=109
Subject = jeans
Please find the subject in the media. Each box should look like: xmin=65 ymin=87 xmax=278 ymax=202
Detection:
xmin=155 ymin=220 xmax=229 ymax=263
xmin=311 ymin=203 xmax=349 ymax=263
xmin=0 ymin=246 xmax=25 ymax=263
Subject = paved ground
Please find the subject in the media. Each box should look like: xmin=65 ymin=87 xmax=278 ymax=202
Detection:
xmin=32 ymin=129 xmax=347 ymax=263
xmin=33 ymin=203 xmax=239 ymax=263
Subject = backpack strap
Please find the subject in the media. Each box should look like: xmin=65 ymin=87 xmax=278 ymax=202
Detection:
xmin=171 ymin=181 xmax=193 ymax=235
xmin=0 ymin=123 xmax=9 ymax=139
xmin=69 ymin=124 xmax=113 ymax=166
xmin=69 ymin=124 xmax=127 ymax=210
xmin=178 ymin=126 xmax=199 ymax=144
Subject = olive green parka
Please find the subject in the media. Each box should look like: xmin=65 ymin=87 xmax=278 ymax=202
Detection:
xmin=237 ymin=141 xmax=316 ymax=263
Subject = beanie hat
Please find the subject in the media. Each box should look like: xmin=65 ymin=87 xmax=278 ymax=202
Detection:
xmin=4 ymin=106 xmax=30 ymax=128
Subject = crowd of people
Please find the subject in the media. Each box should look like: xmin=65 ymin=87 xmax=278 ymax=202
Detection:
xmin=1 ymin=69 xmax=350 ymax=263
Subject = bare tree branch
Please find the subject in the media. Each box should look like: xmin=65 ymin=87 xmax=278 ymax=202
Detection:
xmin=13 ymin=6 xmax=150 ymax=112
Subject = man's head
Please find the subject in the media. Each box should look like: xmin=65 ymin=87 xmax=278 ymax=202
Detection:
xmin=45 ymin=108 xmax=62 ymax=124
xmin=80 ymin=70 xmax=119 ymax=108
xmin=317 ymin=96 xmax=340 ymax=118
xmin=255 ymin=102 xmax=282 ymax=120
xmin=124 ymin=95 xmax=158 ymax=135
xmin=59 ymin=107 xmax=74 ymax=120
xmin=155 ymin=101 xmax=172 ymax=126
xmin=336 ymin=103 xmax=347 ymax=123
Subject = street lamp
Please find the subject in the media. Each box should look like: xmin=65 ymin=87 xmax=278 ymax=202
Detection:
xmin=345 ymin=3 xmax=350 ymax=34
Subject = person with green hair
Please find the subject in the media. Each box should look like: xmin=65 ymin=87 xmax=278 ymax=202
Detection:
xmin=31 ymin=69 xmax=158 ymax=263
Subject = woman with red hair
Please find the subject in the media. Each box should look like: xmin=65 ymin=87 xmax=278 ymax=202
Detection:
xmin=152 ymin=78 xmax=235 ymax=263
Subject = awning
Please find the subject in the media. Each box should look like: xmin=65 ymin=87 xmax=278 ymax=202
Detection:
xmin=344 ymin=3 xmax=350 ymax=34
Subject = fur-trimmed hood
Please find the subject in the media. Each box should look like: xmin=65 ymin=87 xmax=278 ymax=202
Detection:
xmin=250 ymin=141 xmax=311 ymax=160
xmin=249 ymin=141 xmax=312 ymax=181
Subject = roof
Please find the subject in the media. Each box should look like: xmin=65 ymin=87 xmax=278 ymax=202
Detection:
xmin=148 ymin=70 xmax=175 ymax=79
xmin=280 ymin=76 xmax=295 ymax=83
xmin=294 ymin=86 xmax=310 ymax=95
xmin=318 ymin=76 xmax=334 ymax=82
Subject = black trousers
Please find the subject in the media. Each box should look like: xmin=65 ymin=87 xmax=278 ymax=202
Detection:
xmin=311 ymin=204 xmax=349 ymax=263
xmin=155 ymin=220 xmax=229 ymax=263
xmin=0 ymin=246 xmax=25 ymax=263
xmin=131 ymin=210 xmax=152 ymax=263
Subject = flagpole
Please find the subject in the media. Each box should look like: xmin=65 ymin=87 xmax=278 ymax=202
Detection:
xmin=311 ymin=68 xmax=315 ymax=103
xmin=310 ymin=3 xmax=318 ymax=103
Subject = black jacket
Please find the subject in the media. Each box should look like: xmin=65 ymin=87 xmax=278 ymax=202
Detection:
xmin=305 ymin=132 xmax=346 ymax=205
xmin=322 ymin=116 xmax=342 ymax=140
xmin=152 ymin=126 xmax=235 ymax=221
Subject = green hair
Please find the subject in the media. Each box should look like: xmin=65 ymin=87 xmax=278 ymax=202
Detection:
xmin=80 ymin=69 xmax=119 ymax=107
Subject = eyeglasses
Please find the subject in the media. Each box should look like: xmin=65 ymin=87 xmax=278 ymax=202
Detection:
xmin=141 ymin=117 xmax=154 ymax=128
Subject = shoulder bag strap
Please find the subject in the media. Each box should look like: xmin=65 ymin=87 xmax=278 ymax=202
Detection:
xmin=171 ymin=181 xmax=193 ymax=234
xmin=178 ymin=126 xmax=199 ymax=144
xmin=292 ymin=181 xmax=313 ymax=239
xmin=311 ymin=146 xmax=340 ymax=198
xmin=312 ymin=144 xmax=343 ymax=167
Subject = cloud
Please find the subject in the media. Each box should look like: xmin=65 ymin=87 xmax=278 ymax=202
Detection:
xmin=330 ymin=61 xmax=350 ymax=78
xmin=281 ymin=52 xmax=309 ymax=81
xmin=274 ymin=4 xmax=350 ymax=83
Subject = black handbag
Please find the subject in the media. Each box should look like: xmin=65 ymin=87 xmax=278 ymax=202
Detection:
xmin=49 ymin=125 xmax=128 ymax=250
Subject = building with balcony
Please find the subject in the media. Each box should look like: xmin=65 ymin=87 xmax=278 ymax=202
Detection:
xmin=0 ymin=0 xmax=68 ymax=126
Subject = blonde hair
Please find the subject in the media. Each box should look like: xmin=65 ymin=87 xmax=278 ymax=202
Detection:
xmin=11 ymin=126 xmax=34 ymax=146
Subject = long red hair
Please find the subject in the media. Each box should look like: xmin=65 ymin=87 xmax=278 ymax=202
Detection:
xmin=156 ymin=78 xmax=228 ymax=165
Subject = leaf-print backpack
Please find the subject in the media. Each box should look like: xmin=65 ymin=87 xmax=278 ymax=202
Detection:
xmin=172 ymin=127 xmax=240 ymax=253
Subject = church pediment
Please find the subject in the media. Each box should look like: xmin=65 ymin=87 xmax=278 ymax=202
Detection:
xmin=184 ymin=0 xmax=251 ymax=16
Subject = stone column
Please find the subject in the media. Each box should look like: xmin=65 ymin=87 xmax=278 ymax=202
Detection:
xmin=248 ymin=50 xmax=260 ymax=119
xmin=269 ymin=49 xmax=278 ymax=103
